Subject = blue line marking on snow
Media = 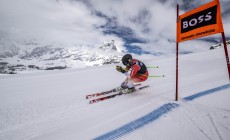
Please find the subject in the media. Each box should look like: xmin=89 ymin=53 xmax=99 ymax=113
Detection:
xmin=94 ymin=103 xmax=179 ymax=140
xmin=94 ymin=83 xmax=230 ymax=140
xmin=184 ymin=84 xmax=230 ymax=101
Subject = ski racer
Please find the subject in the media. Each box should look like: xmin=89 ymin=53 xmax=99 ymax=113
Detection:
xmin=116 ymin=54 xmax=148 ymax=93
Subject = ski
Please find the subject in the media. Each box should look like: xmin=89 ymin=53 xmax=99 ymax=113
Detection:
xmin=86 ymin=89 xmax=115 ymax=99
xmin=86 ymin=83 xmax=141 ymax=99
xmin=89 ymin=85 xmax=149 ymax=104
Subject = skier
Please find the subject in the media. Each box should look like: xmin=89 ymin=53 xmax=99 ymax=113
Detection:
xmin=116 ymin=54 xmax=148 ymax=93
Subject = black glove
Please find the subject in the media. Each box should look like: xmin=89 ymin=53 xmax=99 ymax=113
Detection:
xmin=116 ymin=66 xmax=126 ymax=73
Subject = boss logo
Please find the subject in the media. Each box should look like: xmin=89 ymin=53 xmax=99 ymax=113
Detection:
xmin=183 ymin=12 xmax=212 ymax=29
xmin=181 ymin=5 xmax=217 ymax=33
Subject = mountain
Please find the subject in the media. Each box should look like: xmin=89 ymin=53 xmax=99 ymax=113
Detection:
xmin=0 ymin=40 xmax=122 ymax=74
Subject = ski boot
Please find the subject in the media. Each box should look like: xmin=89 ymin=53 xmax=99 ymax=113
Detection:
xmin=114 ymin=82 xmax=128 ymax=92
xmin=122 ymin=87 xmax=136 ymax=94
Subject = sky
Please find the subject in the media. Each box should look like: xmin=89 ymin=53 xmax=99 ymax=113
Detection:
xmin=0 ymin=0 xmax=229 ymax=55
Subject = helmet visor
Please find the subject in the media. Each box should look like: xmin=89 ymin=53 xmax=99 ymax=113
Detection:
xmin=123 ymin=59 xmax=132 ymax=66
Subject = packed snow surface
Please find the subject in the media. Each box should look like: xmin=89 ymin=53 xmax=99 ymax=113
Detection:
xmin=1 ymin=48 xmax=230 ymax=140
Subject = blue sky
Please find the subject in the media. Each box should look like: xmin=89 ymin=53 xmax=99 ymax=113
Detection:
xmin=0 ymin=0 xmax=229 ymax=55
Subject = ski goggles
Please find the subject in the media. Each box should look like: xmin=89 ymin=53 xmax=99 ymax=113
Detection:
xmin=123 ymin=60 xmax=132 ymax=66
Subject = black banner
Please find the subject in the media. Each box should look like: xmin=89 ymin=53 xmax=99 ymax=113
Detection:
xmin=181 ymin=5 xmax=217 ymax=33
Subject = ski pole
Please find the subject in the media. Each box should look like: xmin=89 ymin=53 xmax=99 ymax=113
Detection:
xmin=117 ymin=66 xmax=164 ymax=77
xmin=120 ymin=67 xmax=159 ymax=72
xmin=141 ymin=74 xmax=165 ymax=78
xmin=147 ymin=66 xmax=159 ymax=68
xmin=148 ymin=75 xmax=165 ymax=78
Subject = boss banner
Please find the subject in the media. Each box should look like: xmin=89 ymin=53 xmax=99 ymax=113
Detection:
xmin=175 ymin=0 xmax=230 ymax=101
xmin=177 ymin=0 xmax=224 ymax=42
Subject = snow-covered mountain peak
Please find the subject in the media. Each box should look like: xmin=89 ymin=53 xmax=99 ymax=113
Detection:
xmin=99 ymin=40 xmax=117 ymax=51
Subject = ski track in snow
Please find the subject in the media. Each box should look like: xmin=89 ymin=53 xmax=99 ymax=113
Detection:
xmin=0 ymin=48 xmax=230 ymax=140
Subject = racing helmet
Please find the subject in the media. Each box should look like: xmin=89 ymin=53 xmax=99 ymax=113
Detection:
xmin=122 ymin=54 xmax=132 ymax=66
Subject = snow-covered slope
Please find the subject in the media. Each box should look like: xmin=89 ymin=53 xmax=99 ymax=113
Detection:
xmin=0 ymin=48 xmax=230 ymax=140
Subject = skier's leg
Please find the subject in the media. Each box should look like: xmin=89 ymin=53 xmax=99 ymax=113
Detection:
xmin=117 ymin=78 xmax=134 ymax=91
xmin=115 ymin=78 xmax=128 ymax=91
xmin=126 ymin=78 xmax=134 ymax=88
xmin=120 ymin=78 xmax=135 ymax=93
xmin=121 ymin=78 xmax=128 ymax=88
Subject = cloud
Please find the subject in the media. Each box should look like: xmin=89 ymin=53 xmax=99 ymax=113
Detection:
xmin=88 ymin=0 xmax=178 ymax=54
xmin=0 ymin=0 xmax=229 ymax=55
xmin=0 ymin=0 xmax=125 ymax=49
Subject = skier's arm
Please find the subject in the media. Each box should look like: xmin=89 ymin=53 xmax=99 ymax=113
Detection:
xmin=125 ymin=66 xmax=131 ymax=71
xmin=123 ymin=66 xmax=131 ymax=78
xmin=130 ymin=65 xmax=141 ymax=78
xmin=116 ymin=66 xmax=126 ymax=73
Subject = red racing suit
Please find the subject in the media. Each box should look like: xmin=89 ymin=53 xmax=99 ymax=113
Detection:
xmin=125 ymin=59 xmax=148 ymax=82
